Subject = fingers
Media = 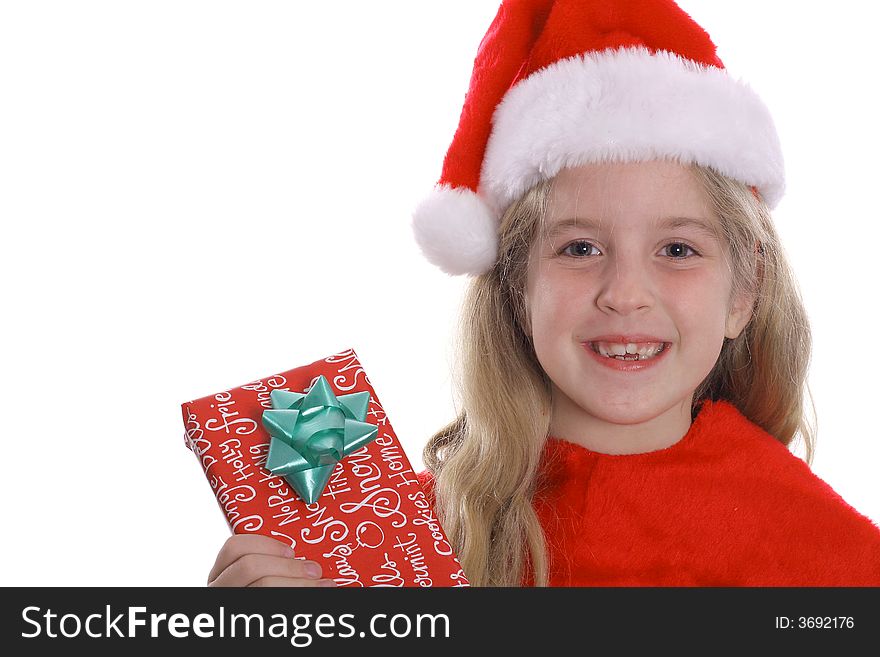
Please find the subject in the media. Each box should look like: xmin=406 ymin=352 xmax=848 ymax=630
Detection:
xmin=210 ymin=553 xmax=333 ymax=587
xmin=208 ymin=534 xmax=337 ymax=588
xmin=208 ymin=534 xmax=292 ymax=584
xmin=249 ymin=576 xmax=339 ymax=588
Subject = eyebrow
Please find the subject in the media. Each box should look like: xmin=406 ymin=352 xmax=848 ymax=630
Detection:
xmin=544 ymin=216 xmax=720 ymax=240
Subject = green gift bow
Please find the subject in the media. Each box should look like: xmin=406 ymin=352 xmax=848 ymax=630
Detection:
xmin=262 ymin=374 xmax=378 ymax=504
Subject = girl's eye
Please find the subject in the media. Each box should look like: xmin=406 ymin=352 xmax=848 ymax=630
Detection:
xmin=559 ymin=241 xmax=700 ymax=259
xmin=561 ymin=240 xmax=600 ymax=257
xmin=662 ymin=242 xmax=698 ymax=259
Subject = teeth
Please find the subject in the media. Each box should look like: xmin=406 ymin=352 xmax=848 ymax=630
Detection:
xmin=592 ymin=341 xmax=666 ymax=360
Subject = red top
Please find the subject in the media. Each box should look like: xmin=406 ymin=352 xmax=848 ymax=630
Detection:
xmin=418 ymin=400 xmax=880 ymax=586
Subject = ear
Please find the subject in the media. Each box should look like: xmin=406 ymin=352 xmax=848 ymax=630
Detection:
xmin=725 ymin=290 xmax=756 ymax=340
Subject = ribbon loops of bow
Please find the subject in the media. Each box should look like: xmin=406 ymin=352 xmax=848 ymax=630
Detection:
xmin=261 ymin=374 xmax=378 ymax=504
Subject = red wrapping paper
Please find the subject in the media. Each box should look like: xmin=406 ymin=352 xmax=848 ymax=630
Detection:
xmin=181 ymin=348 xmax=469 ymax=587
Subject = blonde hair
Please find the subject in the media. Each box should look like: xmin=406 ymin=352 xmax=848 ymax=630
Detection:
xmin=423 ymin=162 xmax=815 ymax=586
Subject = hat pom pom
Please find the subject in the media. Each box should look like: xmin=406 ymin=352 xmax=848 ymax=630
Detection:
xmin=411 ymin=185 xmax=499 ymax=276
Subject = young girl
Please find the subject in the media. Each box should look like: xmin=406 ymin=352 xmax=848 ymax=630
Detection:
xmin=207 ymin=0 xmax=880 ymax=587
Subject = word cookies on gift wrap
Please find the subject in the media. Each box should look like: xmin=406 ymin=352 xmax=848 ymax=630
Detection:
xmin=181 ymin=348 xmax=469 ymax=587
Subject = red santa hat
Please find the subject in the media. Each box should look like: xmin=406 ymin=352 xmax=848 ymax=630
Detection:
xmin=411 ymin=0 xmax=785 ymax=276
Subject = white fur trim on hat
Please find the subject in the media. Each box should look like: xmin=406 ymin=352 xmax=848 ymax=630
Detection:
xmin=478 ymin=46 xmax=785 ymax=214
xmin=411 ymin=184 xmax=499 ymax=276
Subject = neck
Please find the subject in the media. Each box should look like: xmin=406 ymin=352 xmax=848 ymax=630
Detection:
xmin=549 ymin=392 xmax=695 ymax=455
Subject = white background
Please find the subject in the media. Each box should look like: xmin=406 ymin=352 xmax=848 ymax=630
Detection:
xmin=1 ymin=1 xmax=877 ymax=586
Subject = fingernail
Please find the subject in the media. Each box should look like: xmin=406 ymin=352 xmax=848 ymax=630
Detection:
xmin=283 ymin=546 xmax=295 ymax=558
xmin=319 ymin=579 xmax=337 ymax=587
xmin=305 ymin=562 xmax=322 ymax=579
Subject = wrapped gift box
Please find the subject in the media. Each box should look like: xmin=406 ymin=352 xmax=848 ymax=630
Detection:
xmin=181 ymin=348 xmax=469 ymax=587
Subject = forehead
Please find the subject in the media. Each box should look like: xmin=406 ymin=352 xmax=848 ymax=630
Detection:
xmin=544 ymin=160 xmax=714 ymax=230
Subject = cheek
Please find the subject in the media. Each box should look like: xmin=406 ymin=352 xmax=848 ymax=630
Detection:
xmin=662 ymin=273 xmax=732 ymax=346
xmin=529 ymin=272 xmax=584 ymax=334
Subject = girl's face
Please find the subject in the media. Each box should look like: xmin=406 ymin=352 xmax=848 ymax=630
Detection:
xmin=525 ymin=160 xmax=753 ymax=449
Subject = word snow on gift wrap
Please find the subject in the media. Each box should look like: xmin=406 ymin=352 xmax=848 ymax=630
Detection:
xmin=181 ymin=348 xmax=469 ymax=587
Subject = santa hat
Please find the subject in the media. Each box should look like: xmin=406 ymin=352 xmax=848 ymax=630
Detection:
xmin=411 ymin=0 xmax=784 ymax=276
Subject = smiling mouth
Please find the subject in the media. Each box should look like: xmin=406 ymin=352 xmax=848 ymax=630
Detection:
xmin=588 ymin=341 xmax=669 ymax=361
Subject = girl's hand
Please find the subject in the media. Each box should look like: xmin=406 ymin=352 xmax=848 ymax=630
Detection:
xmin=208 ymin=534 xmax=338 ymax=587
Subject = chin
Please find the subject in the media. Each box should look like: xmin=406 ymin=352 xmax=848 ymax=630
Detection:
xmin=562 ymin=389 xmax=660 ymax=424
xmin=588 ymin=404 xmax=664 ymax=426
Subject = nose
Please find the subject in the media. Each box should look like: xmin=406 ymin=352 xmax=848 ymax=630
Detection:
xmin=595 ymin=256 xmax=654 ymax=315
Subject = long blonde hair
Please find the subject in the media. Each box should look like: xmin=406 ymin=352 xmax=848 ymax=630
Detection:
xmin=423 ymin=162 xmax=815 ymax=586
